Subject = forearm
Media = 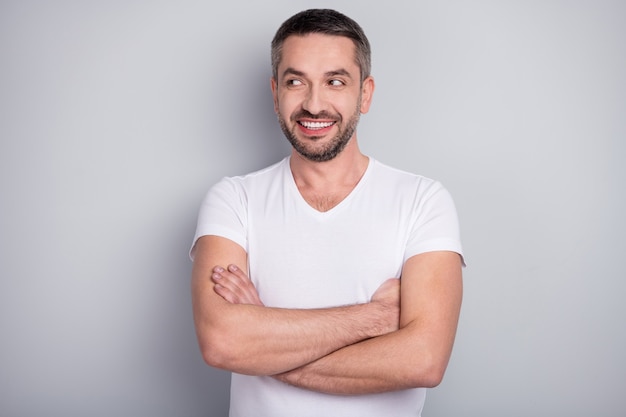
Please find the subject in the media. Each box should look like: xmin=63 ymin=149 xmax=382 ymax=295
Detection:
xmin=275 ymin=252 xmax=463 ymax=395
xmin=274 ymin=324 xmax=444 ymax=395
xmin=201 ymin=300 xmax=393 ymax=376
xmin=197 ymin=254 xmax=400 ymax=377
xmin=191 ymin=236 xmax=385 ymax=376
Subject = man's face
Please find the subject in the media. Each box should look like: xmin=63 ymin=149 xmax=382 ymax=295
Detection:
xmin=271 ymin=34 xmax=374 ymax=162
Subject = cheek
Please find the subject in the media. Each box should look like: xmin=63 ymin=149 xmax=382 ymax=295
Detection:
xmin=339 ymin=96 xmax=362 ymax=115
xmin=276 ymin=94 xmax=300 ymax=117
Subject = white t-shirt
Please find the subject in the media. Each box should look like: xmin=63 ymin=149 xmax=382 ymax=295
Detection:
xmin=191 ymin=156 xmax=464 ymax=417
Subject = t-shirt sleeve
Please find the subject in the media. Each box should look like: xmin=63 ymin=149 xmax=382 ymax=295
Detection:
xmin=404 ymin=181 xmax=465 ymax=265
xmin=189 ymin=177 xmax=248 ymax=261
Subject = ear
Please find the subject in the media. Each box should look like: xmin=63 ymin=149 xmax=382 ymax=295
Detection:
xmin=359 ymin=76 xmax=375 ymax=114
xmin=270 ymin=77 xmax=279 ymax=114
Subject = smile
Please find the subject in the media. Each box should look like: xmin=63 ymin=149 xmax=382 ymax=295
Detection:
xmin=298 ymin=121 xmax=335 ymax=130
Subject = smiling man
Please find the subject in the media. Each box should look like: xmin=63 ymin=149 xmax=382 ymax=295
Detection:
xmin=190 ymin=9 xmax=464 ymax=417
xmin=273 ymin=34 xmax=368 ymax=164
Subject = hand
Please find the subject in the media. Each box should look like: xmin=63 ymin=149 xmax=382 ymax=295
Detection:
xmin=370 ymin=278 xmax=401 ymax=334
xmin=211 ymin=264 xmax=264 ymax=306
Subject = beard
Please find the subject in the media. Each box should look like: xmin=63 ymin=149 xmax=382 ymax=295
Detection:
xmin=278 ymin=100 xmax=361 ymax=163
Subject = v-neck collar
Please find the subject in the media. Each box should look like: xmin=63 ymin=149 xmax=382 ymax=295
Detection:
xmin=284 ymin=156 xmax=373 ymax=218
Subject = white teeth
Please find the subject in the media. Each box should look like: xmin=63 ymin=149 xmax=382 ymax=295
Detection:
xmin=300 ymin=121 xmax=334 ymax=130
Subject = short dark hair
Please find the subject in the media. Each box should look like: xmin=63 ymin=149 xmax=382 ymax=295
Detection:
xmin=271 ymin=9 xmax=371 ymax=83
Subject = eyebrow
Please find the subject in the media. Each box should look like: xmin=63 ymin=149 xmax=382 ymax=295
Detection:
xmin=281 ymin=67 xmax=354 ymax=79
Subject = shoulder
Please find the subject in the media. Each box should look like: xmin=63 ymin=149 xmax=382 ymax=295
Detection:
xmin=211 ymin=157 xmax=288 ymax=195
xmin=369 ymin=158 xmax=445 ymax=197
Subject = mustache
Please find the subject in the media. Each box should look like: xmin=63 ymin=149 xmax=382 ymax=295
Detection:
xmin=292 ymin=109 xmax=340 ymax=121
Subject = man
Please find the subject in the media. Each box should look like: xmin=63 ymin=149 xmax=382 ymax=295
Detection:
xmin=190 ymin=8 xmax=464 ymax=417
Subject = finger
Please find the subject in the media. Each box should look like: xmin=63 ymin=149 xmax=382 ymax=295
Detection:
xmin=212 ymin=268 xmax=262 ymax=305
xmin=211 ymin=269 xmax=243 ymax=299
xmin=212 ymin=269 xmax=249 ymax=304
xmin=225 ymin=264 xmax=259 ymax=296
xmin=213 ymin=282 xmax=238 ymax=303
xmin=227 ymin=264 xmax=251 ymax=282
xmin=212 ymin=266 xmax=246 ymax=289
xmin=214 ymin=279 xmax=263 ymax=305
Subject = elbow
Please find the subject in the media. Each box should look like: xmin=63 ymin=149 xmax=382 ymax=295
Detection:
xmin=405 ymin=354 xmax=449 ymax=389
xmin=418 ymin=365 xmax=446 ymax=388
xmin=199 ymin=341 xmax=229 ymax=370
xmin=197 ymin=325 xmax=239 ymax=371
xmin=198 ymin=338 xmax=228 ymax=370
xmin=194 ymin=306 xmax=268 ymax=375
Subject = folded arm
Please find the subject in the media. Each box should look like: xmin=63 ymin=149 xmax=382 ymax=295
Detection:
xmin=191 ymin=235 xmax=400 ymax=376
xmin=211 ymin=248 xmax=463 ymax=394
xmin=274 ymin=250 xmax=463 ymax=394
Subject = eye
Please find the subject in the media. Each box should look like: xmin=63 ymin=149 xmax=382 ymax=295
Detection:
xmin=328 ymin=79 xmax=344 ymax=87
xmin=286 ymin=79 xmax=303 ymax=87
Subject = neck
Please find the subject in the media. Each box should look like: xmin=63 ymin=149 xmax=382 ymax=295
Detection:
xmin=289 ymin=138 xmax=369 ymax=212
xmin=289 ymin=138 xmax=368 ymax=189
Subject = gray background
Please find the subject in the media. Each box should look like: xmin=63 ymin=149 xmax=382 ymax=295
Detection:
xmin=1 ymin=1 xmax=624 ymax=416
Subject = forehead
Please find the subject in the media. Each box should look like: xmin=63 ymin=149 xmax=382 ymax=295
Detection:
xmin=278 ymin=33 xmax=358 ymax=76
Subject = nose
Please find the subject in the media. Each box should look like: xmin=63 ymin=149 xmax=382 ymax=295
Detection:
xmin=302 ymin=84 xmax=325 ymax=115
